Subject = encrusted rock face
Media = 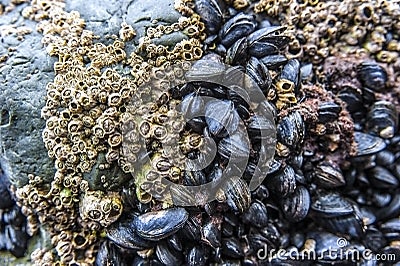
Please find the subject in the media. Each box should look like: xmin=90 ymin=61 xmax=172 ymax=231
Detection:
xmin=2 ymin=0 xmax=400 ymax=265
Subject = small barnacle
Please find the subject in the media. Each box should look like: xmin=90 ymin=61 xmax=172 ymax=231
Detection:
xmin=68 ymin=133 xmax=81 ymax=144
xmin=69 ymin=100 xmax=82 ymax=113
xmin=41 ymin=106 xmax=56 ymax=120
xmin=182 ymin=51 xmax=193 ymax=60
xmin=105 ymin=149 xmax=119 ymax=163
xmin=108 ymin=132 xmax=122 ymax=147
xmin=233 ymin=0 xmax=249 ymax=9
xmin=86 ymin=147 xmax=98 ymax=160
xmin=137 ymin=187 xmax=153 ymax=204
xmin=114 ymin=48 xmax=126 ymax=61
xmin=55 ymin=241 xmax=73 ymax=262
xmin=376 ymin=50 xmax=397 ymax=63
xmin=53 ymin=125 xmax=67 ymax=138
xmin=46 ymin=99 xmax=61 ymax=109
xmin=119 ymin=158 xmax=135 ymax=173
xmin=103 ymin=107 xmax=119 ymax=117
xmin=100 ymin=117 xmax=116 ymax=134
xmin=82 ymin=115 xmax=95 ymax=128
xmin=169 ymin=166 xmax=181 ymax=182
xmin=77 ymin=91 xmax=94 ymax=109
xmin=184 ymin=25 xmax=200 ymax=37
xmin=92 ymin=125 xmax=105 ymax=138
xmin=52 ymin=195 xmax=62 ymax=209
xmin=89 ymin=106 xmax=103 ymax=119
xmin=139 ymin=120 xmax=152 ymax=138
xmin=55 ymin=159 xmax=67 ymax=172
xmin=77 ymin=160 xmax=92 ymax=173
xmin=107 ymin=92 xmax=122 ymax=107
xmin=46 ymin=116 xmax=60 ymax=130
xmin=119 ymin=22 xmax=136 ymax=42
xmin=53 ymin=143 xmax=67 ymax=158
xmin=69 ymin=175 xmax=82 ymax=188
xmin=60 ymin=188 xmax=74 ymax=207
xmin=66 ymin=153 xmax=79 ymax=164
xmin=276 ymin=142 xmax=290 ymax=157
xmin=79 ymin=190 xmax=122 ymax=227
xmin=68 ymin=119 xmax=83 ymax=133
xmin=47 ymin=87 xmax=61 ymax=100
xmin=152 ymin=124 xmax=168 ymax=140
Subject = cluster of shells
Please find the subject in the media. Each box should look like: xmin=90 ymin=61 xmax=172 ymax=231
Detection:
xmin=0 ymin=0 xmax=399 ymax=265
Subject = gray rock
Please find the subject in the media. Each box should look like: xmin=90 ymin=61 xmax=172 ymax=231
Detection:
xmin=126 ymin=0 xmax=188 ymax=46
xmin=66 ymin=0 xmax=187 ymax=49
xmin=83 ymin=153 xmax=131 ymax=191
xmin=0 ymin=4 xmax=56 ymax=188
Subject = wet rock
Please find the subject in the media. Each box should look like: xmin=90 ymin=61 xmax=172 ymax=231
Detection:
xmin=0 ymin=3 xmax=55 ymax=188
xmin=83 ymin=153 xmax=131 ymax=191
xmin=125 ymin=0 xmax=188 ymax=46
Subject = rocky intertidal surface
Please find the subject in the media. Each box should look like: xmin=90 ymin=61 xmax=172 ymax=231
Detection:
xmin=0 ymin=0 xmax=400 ymax=265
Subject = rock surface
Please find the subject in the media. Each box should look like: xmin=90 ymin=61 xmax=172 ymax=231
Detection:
xmin=0 ymin=3 xmax=56 ymax=188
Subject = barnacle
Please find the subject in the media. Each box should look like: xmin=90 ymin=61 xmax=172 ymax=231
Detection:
xmin=79 ymin=190 xmax=122 ymax=227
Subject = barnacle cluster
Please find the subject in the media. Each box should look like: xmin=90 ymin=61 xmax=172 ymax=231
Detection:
xmin=253 ymin=0 xmax=400 ymax=67
xmin=13 ymin=0 xmax=206 ymax=264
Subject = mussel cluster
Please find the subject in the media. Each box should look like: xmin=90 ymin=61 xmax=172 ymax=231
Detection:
xmin=0 ymin=168 xmax=29 ymax=258
xmin=94 ymin=1 xmax=399 ymax=265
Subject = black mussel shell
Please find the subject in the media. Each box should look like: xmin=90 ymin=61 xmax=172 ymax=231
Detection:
xmin=266 ymin=164 xmax=296 ymax=197
xmin=201 ymin=219 xmax=222 ymax=248
xmin=155 ymin=240 xmax=183 ymax=265
xmin=354 ymin=132 xmax=386 ymax=156
xmin=194 ymin=0 xmax=225 ymax=35
xmin=246 ymin=57 xmax=272 ymax=94
xmin=366 ymin=166 xmax=399 ymax=188
xmin=247 ymin=26 xmax=290 ymax=57
xmin=337 ymin=87 xmax=365 ymax=114
xmin=225 ymin=37 xmax=249 ymax=66
xmin=318 ymin=101 xmax=341 ymax=123
xmin=241 ymin=200 xmax=268 ymax=227
xmin=223 ymin=177 xmax=251 ymax=213
xmin=134 ymin=208 xmax=189 ymax=240
xmin=280 ymin=59 xmax=300 ymax=89
xmin=260 ymin=54 xmax=288 ymax=70
xmin=179 ymin=92 xmax=204 ymax=119
xmin=247 ymin=114 xmax=275 ymax=141
xmin=277 ymin=111 xmax=304 ymax=148
xmin=311 ymin=193 xmax=354 ymax=217
xmin=106 ymin=218 xmax=153 ymax=250
xmin=218 ymin=131 xmax=250 ymax=161
xmin=357 ymin=61 xmax=387 ymax=91
xmin=3 ymin=224 xmax=28 ymax=258
xmin=219 ymin=13 xmax=257 ymax=48
xmin=95 ymin=241 xmax=127 ymax=266
xmin=187 ymin=245 xmax=208 ymax=266
xmin=366 ymin=100 xmax=398 ymax=139
xmin=205 ymin=99 xmax=240 ymax=138
xmin=281 ymin=185 xmax=310 ymax=222
xmin=186 ymin=53 xmax=225 ymax=81
xmin=314 ymin=162 xmax=346 ymax=188
xmin=0 ymin=171 xmax=14 ymax=209
xmin=221 ymin=238 xmax=244 ymax=259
